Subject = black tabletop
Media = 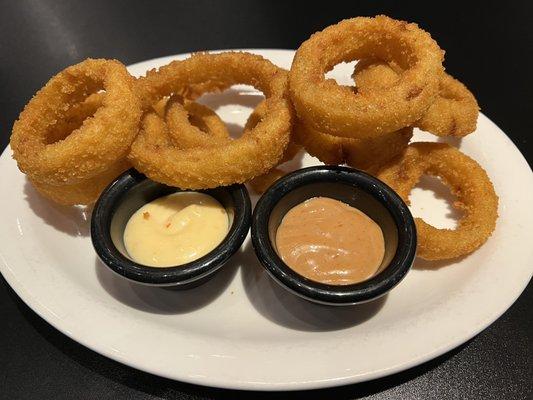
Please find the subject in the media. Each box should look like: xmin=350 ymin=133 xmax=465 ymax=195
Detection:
xmin=1 ymin=1 xmax=532 ymax=399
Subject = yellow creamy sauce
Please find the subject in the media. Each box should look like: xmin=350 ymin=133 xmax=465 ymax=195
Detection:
xmin=123 ymin=192 xmax=228 ymax=267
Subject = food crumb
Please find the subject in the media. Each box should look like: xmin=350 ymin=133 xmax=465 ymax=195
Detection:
xmin=143 ymin=212 xmax=150 ymax=220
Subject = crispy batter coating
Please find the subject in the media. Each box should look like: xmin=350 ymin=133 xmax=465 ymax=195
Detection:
xmin=128 ymin=52 xmax=293 ymax=189
xmin=353 ymin=59 xmax=479 ymax=137
xmin=247 ymin=140 xmax=301 ymax=194
xmin=352 ymin=58 xmax=402 ymax=90
xmin=289 ymin=15 xmax=444 ymax=139
xmin=30 ymin=159 xmax=131 ymax=205
xmin=244 ymin=99 xmax=301 ymax=194
xmin=21 ymin=93 xmax=130 ymax=205
xmin=165 ymin=95 xmax=231 ymax=148
xmin=248 ymin=168 xmax=288 ymax=194
xmin=149 ymin=95 xmax=231 ymax=149
xmin=294 ymin=122 xmax=412 ymax=173
xmin=136 ymin=51 xmax=288 ymax=108
xmin=19 ymin=87 xmax=230 ymax=204
xmin=377 ymin=142 xmax=498 ymax=260
xmin=417 ymin=75 xmax=479 ymax=136
xmin=10 ymin=59 xmax=141 ymax=185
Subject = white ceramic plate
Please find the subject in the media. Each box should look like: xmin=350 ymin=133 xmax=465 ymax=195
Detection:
xmin=1 ymin=49 xmax=532 ymax=391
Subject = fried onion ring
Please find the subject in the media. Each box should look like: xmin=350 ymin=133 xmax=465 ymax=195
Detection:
xmin=145 ymin=95 xmax=232 ymax=152
xmin=30 ymin=159 xmax=131 ymax=206
xmin=128 ymin=52 xmax=292 ymax=189
xmin=164 ymin=95 xmax=231 ymax=148
xmin=25 ymin=93 xmax=130 ymax=205
xmin=417 ymin=76 xmax=479 ymax=137
xmin=289 ymin=15 xmax=444 ymax=139
xmin=248 ymin=168 xmax=288 ymax=194
xmin=295 ymin=123 xmax=412 ymax=173
xmin=136 ymin=51 xmax=288 ymax=108
xmin=377 ymin=142 xmax=498 ymax=260
xmin=247 ymin=140 xmax=301 ymax=194
xmin=352 ymin=58 xmax=402 ymax=90
xmin=353 ymin=59 xmax=479 ymax=137
xmin=11 ymin=59 xmax=141 ymax=185
xmin=43 ymin=92 xmax=105 ymax=144
xmin=244 ymin=99 xmax=301 ymax=193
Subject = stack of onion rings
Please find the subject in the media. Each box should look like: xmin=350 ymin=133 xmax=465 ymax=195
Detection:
xmin=377 ymin=142 xmax=498 ymax=260
xmin=289 ymin=15 xmax=444 ymax=139
xmin=8 ymin=16 xmax=497 ymax=265
xmin=128 ymin=52 xmax=293 ymax=189
xmin=9 ymin=57 xmax=238 ymax=204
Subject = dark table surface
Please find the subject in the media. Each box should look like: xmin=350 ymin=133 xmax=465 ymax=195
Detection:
xmin=1 ymin=1 xmax=532 ymax=399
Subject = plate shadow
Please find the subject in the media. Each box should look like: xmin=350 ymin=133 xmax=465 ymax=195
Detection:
xmin=95 ymin=253 xmax=240 ymax=315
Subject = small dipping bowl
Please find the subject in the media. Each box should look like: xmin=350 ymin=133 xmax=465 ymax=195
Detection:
xmin=251 ymin=165 xmax=416 ymax=306
xmin=91 ymin=169 xmax=251 ymax=289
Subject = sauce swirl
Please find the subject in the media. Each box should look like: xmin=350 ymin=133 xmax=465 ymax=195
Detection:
xmin=124 ymin=192 xmax=228 ymax=267
xmin=275 ymin=197 xmax=385 ymax=285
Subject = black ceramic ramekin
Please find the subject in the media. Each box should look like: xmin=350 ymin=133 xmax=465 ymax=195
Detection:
xmin=91 ymin=169 xmax=251 ymax=288
xmin=251 ymin=165 xmax=416 ymax=306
